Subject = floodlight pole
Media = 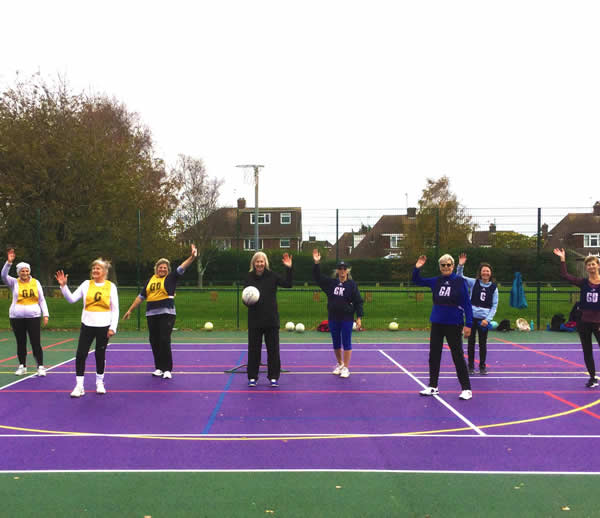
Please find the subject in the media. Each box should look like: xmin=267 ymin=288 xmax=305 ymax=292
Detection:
xmin=236 ymin=164 xmax=264 ymax=251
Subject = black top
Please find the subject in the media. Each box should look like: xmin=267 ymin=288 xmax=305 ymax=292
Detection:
xmin=244 ymin=267 xmax=293 ymax=328
xmin=313 ymin=263 xmax=364 ymax=322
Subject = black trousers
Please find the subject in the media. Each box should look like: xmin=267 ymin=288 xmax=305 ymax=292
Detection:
xmin=76 ymin=324 xmax=109 ymax=376
xmin=247 ymin=327 xmax=280 ymax=380
xmin=428 ymin=323 xmax=471 ymax=390
xmin=147 ymin=314 xmax=176 ymax=372
xmin=468 ymin=318 xmax=489 ymax=369
xmin=10 ymin=317 xmax=43 ymax=366
xmin=577 ymin=322 xmax=600 ymax=379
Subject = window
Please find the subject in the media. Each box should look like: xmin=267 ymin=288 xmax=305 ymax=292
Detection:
xmin=280 ymin=213 xmax=292 ymax=224
xmin=389 ymin=234 xmax=403 ymax=248
xmin=250 ymin=213 xmax=271 ymax=225
xmin=584 ymin=234 xmax=600 ymax=247
xmin=212 ymin=239 xmax=231 ymax=250
xmin=243 ymin=239 xmax=263 ymax=250
xmin=280 ymin=238 xmax=291 ymax=248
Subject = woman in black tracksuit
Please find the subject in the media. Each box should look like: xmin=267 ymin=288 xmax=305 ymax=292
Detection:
xmin=244 ymin=251 xmax=293 ymax=387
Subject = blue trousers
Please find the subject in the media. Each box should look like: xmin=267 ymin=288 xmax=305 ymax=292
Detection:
xmin=329 ymin=320 xmax=353 ymax=350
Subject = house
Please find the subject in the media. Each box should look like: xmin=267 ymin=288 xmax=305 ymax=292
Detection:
xmin=179 ymin=198 xmax=303 ymax=252
xmin=469 ymin=223 xmax=498 ymax=247
xmin=327 ymin=231 xmax=366 ymax=260
xmin=301 ymin=236 xmax=333 ymax=253
xmin=329 ymin=208 xmax=417 ymax=259
xmin=545 ymin=202 xmax=600 ymax=261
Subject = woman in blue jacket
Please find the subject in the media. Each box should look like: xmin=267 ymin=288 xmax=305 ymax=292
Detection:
xmin=412 ymin=254 xmax=473 ymax=400
xmin=313 ymin=249 xmax=363 ymax=379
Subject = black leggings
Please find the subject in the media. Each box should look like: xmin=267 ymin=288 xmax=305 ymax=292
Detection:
xmin=468 ymin=318 xmax=489 ymax=369
xmin=75 ymin=324 xmax=109 ymax=376
xmin=577 ymin=322 xmax=600 ymax=379
xmin=428 ymin=323 xmax=471 ymax=390
xmin=147 ymin=314 xmax=176 ymax=372
xmin=10 ymin=317 xmax=43 ymax=366
xmin=247 ymin=327 xmax=280 ymax=380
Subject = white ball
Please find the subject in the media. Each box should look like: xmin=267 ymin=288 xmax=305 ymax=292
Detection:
xmin=204 ymin=322 xmax=213 ymax=331
xmin=295 ymin=323 xmax=305 ymax=333
xmin=285 ymin=321 xmax=295 ymax=331
xmin=389 ymin=321 xmax=399 ymax=331
xmin=242 ymin=286 xmax=260 ymax=306
xmin=352 ymin=321 xmax=358 ymax=330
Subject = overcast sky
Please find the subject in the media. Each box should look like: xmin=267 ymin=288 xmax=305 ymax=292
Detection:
xmin=2 ymin=1 xmax=599 ymax=239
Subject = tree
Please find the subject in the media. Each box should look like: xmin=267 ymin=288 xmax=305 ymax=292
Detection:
xmin=171 ymin=155 xmax=223 ymax=287
xmin=0 ymin=74 xmax=177 ymax=283
xmin=491 ymin=231 xmax=537 ymax=249
xmin=405 ymin=176 xmax=474 ymax=254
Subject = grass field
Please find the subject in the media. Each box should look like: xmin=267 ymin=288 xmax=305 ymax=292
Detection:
xmin=0 ymin=284 xmax=580 ymax=331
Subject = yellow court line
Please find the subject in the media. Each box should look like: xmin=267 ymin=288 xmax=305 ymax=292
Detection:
xmin=1 ymin=397 xmax=599 ymax=442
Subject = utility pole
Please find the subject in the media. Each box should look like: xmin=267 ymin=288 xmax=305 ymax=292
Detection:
xmin=236 ymin=164 xmax=264 ymax=251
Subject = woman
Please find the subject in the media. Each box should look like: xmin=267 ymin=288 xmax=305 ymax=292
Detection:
xmin=2 ymin=248 xmax=49 ymax=376
xmin=55 ymin=258 xmax=119 ymax=397
xmin=312 ymin=250 xmax=363 ymax=379
xmin=412 ymin=254 xmax=473 ymax=400
xmin=554 ymin=248 xmax=600 ymax=388
xmin=244 ymin=251 xmax=293 ymax=387
xmin=457 ymin=253 xmax=498 ymax=375
xmin=122 ymin=244 xmax=197 ymax=379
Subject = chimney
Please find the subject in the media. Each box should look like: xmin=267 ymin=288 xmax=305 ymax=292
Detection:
xmin=237 ymin=198 xmax=246 ymax=209
xmin=489 ymin=223 xmax=497 ymax=233
xmin=594 ymin=201 xmax=600 ymax=216
xmin=542 ymin=223 xmax=548 ymax=240
xmin=407 ymin=207 xmax=417 ymax=218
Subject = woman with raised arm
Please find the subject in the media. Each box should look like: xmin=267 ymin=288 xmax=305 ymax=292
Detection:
xmin=122 ymin=244 xmax=197 ymax=379
xmin=457 ymin=253 xmax=498 ymax=375
xmin=312 ymin=249 xmax=363 ymax=379
xmin=412 ymin=254 xmax=473 ymax=400
xmin=1 ymin=248 xmax=49 ymax=376
xmin=55 ymin=259 xmax=119 ymax=398
xmin=554 ymin=248 xmax=600 ymax=388
xmin=244 ymin=251 xmax=293 ymax=388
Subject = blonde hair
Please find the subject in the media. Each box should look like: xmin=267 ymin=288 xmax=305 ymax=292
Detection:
xmin=249 ymin=252 xmax=270 ymax=272
xmin=331 ymin=268 xmax=352 ymax=280
xmin=584 ymin=255 xmax=600 ymax=266
xmin=154 ymin=258 xmax=171 ymax=275
xmin=438 ymin=254 xmax=454 ymax=266
xmin=90 ymin=258 xmax=111 ymax=277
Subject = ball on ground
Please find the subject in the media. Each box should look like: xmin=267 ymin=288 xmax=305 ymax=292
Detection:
xmin=204 ymin=322 xmax=213 ymax=331
xmin=295 ymin=323 xmax=305 ymax=333
xmin=389 ymin=321 xmax=399 ymax=331
xmin=242 ymin=286 xmax=260 ymax=306
xmin=489 ymin=320 xmax=499 ymax=330
xmin=285 ymin=321 xmax=295 ymax=331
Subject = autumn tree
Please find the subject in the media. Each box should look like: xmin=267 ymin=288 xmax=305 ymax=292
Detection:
xmin=171 ymin=155 xmax=223 ymax=287
xmin=405 ymin=176 xmax=474 ymax=254
xmin=0 ymin=74 xmax=177 ymax=283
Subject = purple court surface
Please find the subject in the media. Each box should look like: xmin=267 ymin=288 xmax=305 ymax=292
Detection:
xmin=1 ymin=339 xmax=600 ymax=473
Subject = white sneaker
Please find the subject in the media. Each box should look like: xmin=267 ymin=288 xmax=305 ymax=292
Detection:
xmin=152 ymin=369 xmax=163 ymax=377
xmin=162 ymin=371 xmax=172 ymax=379
xmin=96 ymin=381 xmax=106 ymax=395
xmin=70 ymin=386 xmax=85 ymax=398
xmin=332 ymin=363 xmax=343 ymax=375
xmin=339 ymin=366 xmax=350 ymax=378
xmin=36 ymin=366 xmax=47 ymax=377
xmin=459 ymin=390 xmax=473 ymax=400
xmin=420 ymin=386 xmax=439 ymax=396
xmin=15 ymin=365 xmax=27 ymax=376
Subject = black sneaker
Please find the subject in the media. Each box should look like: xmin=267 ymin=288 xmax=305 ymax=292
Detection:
xmin=586 ymin=378 xmax=598 ymax=388
xmin=468 ymin=368 xmax=475 ymax=375
xmin=480 ymin=367 xmax=488 ymax=375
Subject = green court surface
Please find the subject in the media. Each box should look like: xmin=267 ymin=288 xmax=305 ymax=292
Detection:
xmin=0 ymin=329 xmax=597 ymax=517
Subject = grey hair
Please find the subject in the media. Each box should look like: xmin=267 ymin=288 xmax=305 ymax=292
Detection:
xmin=154 ymin=258 xmax=171 ymax=275
xmin=438 ymin=254 xmax=454 ymax=266
xmin=249 ymin=252 xmax=270 ymax=272
xmin=90 ymin=258 xmax=111 ymax=275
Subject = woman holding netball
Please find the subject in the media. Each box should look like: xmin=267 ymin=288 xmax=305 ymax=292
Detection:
xmin=457 ymin=253 xmax=498 ymax=375
xmin=554 ymin=248 xmax=600 ymax=388
xmin=312 ymin=249 xmax=363 ymax=379
xmin=244 ymin=251 xmax=293 ymax=388
xmin=412 ymin=253 xmax=473 ymax=400
xmin=55 ymin=258 xmax=119 ymax=397
xmin=122 ymin=244 xmax=197 ymax=379
xmin=2 ymin=248 xmax=49 ymax=376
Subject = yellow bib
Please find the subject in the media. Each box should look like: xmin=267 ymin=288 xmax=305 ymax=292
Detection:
xmin=85 ymin=281 xmax=112 ymax=312
xmin=16 ymin=278 xmax=39 ymax=306
xmin=145 ymin=275 xmax=170 ymax=302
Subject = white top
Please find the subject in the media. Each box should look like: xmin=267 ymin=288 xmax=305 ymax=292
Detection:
xmin=60 ymin=280 xmax=119 ymax=332
xmin=1 ymin=262 xmax=50 ymax=319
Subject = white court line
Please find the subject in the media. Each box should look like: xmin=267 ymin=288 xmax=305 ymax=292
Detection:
xmin=0 ymin=356 xmax=76 ymax=391
xmin=379 ymin=349 xmax=486 ymax=436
